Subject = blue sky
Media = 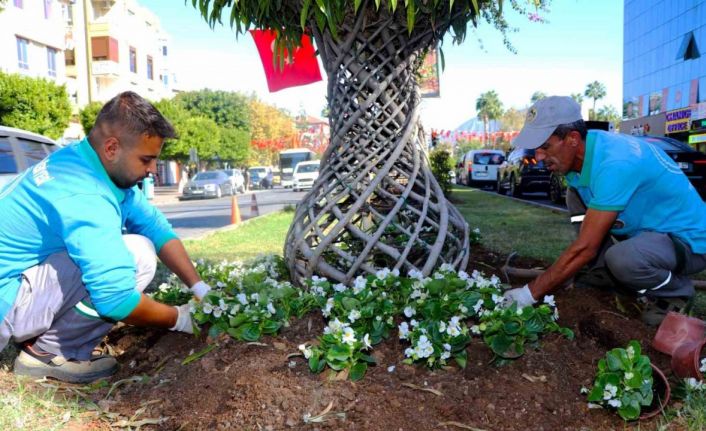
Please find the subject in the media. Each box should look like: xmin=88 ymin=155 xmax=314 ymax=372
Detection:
xmin=141 ymin=0 xmax=623 ymax=130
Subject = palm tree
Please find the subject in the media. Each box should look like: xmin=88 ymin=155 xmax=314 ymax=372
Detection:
xmin=530 ymin=91 xmax=546 ymax=104
xmin=570 ymin=93 xmax=584 ymax=105
xmin=476 ymin=90 xmax=504 ymax=148
xmin=584 ymin=81 xmax=607 ymax=120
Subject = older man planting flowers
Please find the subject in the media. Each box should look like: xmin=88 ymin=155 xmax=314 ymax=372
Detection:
xmin=502 ymin=96 xmax=706 ymax=325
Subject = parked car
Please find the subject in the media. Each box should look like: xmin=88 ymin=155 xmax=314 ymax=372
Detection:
xmin=248 ymin=166 xmax=273 ymax=189
xmin=457 ymin=149 xmax=505 ymax=188
xmin=292 ymin=160 xmax=320 ymax=192
xmin=180 ymin=170 xmax=233 ymax=199
xmin=0 ymin=126 xmax=60 ymax=190
xmin=496 ymin=148 xmax=551 ymax=197
xmin=223 ymin=168 xmax=246 ymax=193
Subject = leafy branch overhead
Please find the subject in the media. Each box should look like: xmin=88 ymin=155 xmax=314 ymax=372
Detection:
xmin=191 ymin=0 xmax=550 ymax=55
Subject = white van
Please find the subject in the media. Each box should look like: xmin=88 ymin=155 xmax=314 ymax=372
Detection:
xmin=457 ymin=149 xmax=505 ymax=187
xmin=292 ymin=160 xmax=320 ymax=192
xmin=0 ymin=126 xmax=60 ymax=191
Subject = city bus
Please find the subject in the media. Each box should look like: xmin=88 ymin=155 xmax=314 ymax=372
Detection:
xmin=278 ymin=148 xmax=316 ymax=188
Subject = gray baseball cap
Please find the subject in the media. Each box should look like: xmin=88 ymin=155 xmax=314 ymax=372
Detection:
xmin=514 ymin=96 xmax=583 ymax=149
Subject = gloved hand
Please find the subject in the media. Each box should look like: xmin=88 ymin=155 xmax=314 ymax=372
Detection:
xmin=190 ymin=281 xmax=211 ymax=301
xmin=501 ymin=284 xmax=537 ymax=309
xmin=169 ymin=304 xmax=194 ymax=334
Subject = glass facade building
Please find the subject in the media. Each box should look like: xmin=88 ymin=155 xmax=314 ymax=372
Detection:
xmin=623 ymin=0 xmax=706 ymax=146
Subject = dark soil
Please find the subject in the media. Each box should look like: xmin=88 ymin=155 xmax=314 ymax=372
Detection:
xmin=82 ymin=247 xmax=674 ymax=430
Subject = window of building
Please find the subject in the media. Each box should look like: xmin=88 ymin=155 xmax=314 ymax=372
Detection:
xmin=91 ymin=36 xmax=119 ymax=62
xmin=65 ymin=48 xmax=75 ymax=66
xmin=162 ymin=45 xmax=168 ymax=56
xmin=677 ymin=32 xmax=701 ymax=61
xmin=162 ymin=74 xmax=168 ymax=87
xmin=129 ymin=47 xmax=137 ymax=73
xmin=147 ymin=56 xmax=153 ymax=80
xmin=47 ymin=47 xmax=57 ymax=77
xmin=13 ymin=0 xmax=22 ymax=8
xmin=16 ymin=37 xmax=29 ymax=70
xmin=43 ymin=0 xmax=52 ymax=19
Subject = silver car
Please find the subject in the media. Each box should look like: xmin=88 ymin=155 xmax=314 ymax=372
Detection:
xmin=180 ymin=170 xmax=233 ymax=200
xmin=0 ymin=126 xmax=60 ymax=191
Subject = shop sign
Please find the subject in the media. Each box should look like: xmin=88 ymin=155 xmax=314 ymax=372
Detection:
xmin=665 ymin=107 xmax=691 ymax=134
xmin=688 ymin=133 xmax=706 ymax=145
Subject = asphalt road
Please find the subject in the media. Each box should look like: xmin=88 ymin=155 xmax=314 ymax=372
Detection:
xmin=156 ymin=187 xmax=307 ymax=239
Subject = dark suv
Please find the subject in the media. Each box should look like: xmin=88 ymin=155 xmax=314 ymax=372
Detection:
xmin=496 ymin=148 xmax=551 ymax=197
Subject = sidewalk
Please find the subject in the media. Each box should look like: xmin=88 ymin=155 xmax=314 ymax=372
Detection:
xmin=149 ymin=185 xmax=181 ymax=206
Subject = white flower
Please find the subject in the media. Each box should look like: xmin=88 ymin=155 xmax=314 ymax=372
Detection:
xmin=404 ymin=347 xmax=415 ymax=358
xmin=700 ymin=358 xmax=706 ymax=374
xmin=333 ymin=283 xmax=347 ymax=292
xmin=603 ymin=383 xmax=618 ymax=400
xmin=158 ymin=283 xmax=169 ymax=292
xmin=236 ymin=293 xmax=248 ymax=305
xmin=415 ymin=335 xmax=434 ymax=358
xmin=470 ymin=325 xmax=481 ymax=335
xmin=443 ymin=343 xmax=451 ymax=351
xmin=387 ymin=365 xmax=396 ymax=373
xmin=458 ymin=270 xmax=469 ymax=281
xmin=202 ymin=302 xmax=213 ymax=314
xmin=489 ymin=275 xmax=500 ymax=286
xmin=376 ymin=315 xmax=382 ymax=321
xmin=219 ymin=298 xmax=227 ymax=309
xmin=213 ymin=306 xmax=223 ymax=318
xmin=440 ymin=263 xmax=455 ymax=272
xmin=362 ymin=333 xmax=372 ymax=349
xmin=408 ymin=269 xmax=424 ymax=280
xmin=311 ymin=285 xmax=326 ymax=296
xmin=348 ymin=309 xmax=361 ymax=323
xmin=404 ymin=306 xmax=416 ymax=318
xmin=458 ymin=304 xmax=468 ymax=314
xmin=607 ymin=399 xmax=622 ymax=408
xmin=473 ymin=299 xmax=484 ymax=313
xmin=298 ymin=344 xmax=313 ymax=359
xmin=438 ymin=321 xmax=447 ymax=333
xmin=398 ymin=322 xmax=410 ymax=339
xmin=216 ymin=281 xmax=226 ymax=288
xmin=553 ymin=308 xmax=559 ymax=321
xmin=251 ymin=293 xmax=260 ymax=302
xmin=410 ymin=319 xmax=419 ymax=327
xmin=624 ymin=372 xmax=634 ymax=380
xmin=376 ymin=268 xmax=391 ymax=280
xmin=686 ymin=378 xmax=705 ymax=390
xmin=391 ymin=268 xmax=400 ymax=277
xmin=626 ymin=345 xmax=635 ymax=359
xmin=353 ymin=276 xmax=367 ymax=294
xmin=341 ymin=327 xmax=356 ymax=345
xmin=433 ymin=272 xmax=445 ymax=280
xmin=473 ymin=227 xmax=480 ymax=234
xmin=230 ymin=304 xmax=240 ymax=315
xmin=544 ymin=295 xmax=556 ymax=307
xmin=267 ymin=302 xmax=276 ymax=315
xmin=447 ymin=325 xmax=461 ymax=337
xmin=491 ymin=293 xmax=503 ymax=305
xmin=579 ymin=387 xmax=589 ymax=394
xmin=441 ymin=351 xmax=451 ymax=360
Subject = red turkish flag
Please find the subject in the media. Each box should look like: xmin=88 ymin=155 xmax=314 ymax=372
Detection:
xmin=250 ymin=29 xmax=322 ymax=92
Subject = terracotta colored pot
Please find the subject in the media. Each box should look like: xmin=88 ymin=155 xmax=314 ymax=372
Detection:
xmin=639 ymin=364 xmax=672 ymax=420
xmin=671 ymin=338 xmax=706 ymax=380
xmin=652 ymin=312 xmax=706 ymax=356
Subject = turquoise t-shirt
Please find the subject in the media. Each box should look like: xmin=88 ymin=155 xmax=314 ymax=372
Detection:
xmin=0 ymin=139 xmax=178 ymax=323
xmin=566 ymin=130 xmax=706 ymax=253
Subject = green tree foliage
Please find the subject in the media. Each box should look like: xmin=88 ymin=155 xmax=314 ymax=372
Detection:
xmin=475 ymin=90 xmax=504 ymax=148
xmin=175 ymin=89 xmax=250 ymax=131
xmin=530 ymin=91 xmax=546 ymax=104
xmin=219 ymin=127 xmax=251 ymax=166
xmin=178 ymin=117 xmax=221 ymax=168
xmin=191 ymin=0 xmax=541 ymax=54
xmin=500 ymin=107 xmax=525 ymax=132
xmin=78 ymin=101 xmax=103 ymax=136
xmin=0 ymin=72 xmax=71 ymax=140
xmin=429 ymin=145 xmax=453 ymax=196
xmin=584 ymin=81 xmax=607 ymax=120
xmin=570 ymin=92 xmax=584 ymax=105
xmin=595 ymin=105 xmax=621 ymax=132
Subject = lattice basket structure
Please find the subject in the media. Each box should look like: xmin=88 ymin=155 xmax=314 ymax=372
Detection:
xmin=285 ymin=8 xmax=469 ymax=286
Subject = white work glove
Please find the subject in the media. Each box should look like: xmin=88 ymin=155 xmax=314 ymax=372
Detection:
xmin=190 ymin=281 xmax=211 ymax=301
xmin=501 ymin=284 xmax=537 ymax=309
xmin=169 ymin=304 xmax=194 ymax=334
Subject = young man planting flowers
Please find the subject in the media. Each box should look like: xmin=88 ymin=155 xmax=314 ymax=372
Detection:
xmin=502 ymin=96 xmax=706 ymax=325
xmin=0 ymin=92 xmax=210 ymax=383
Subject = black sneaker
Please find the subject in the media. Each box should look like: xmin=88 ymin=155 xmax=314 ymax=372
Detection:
xmin=14 ymin=344 xmax=117 ymax=383
xmin=573 ymin=267 xmax=618 ymax=290
xmin=641 ymin=297 xmax=693 ymax=326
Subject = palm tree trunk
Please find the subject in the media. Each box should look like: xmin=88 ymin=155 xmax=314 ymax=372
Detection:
xmin=284 ymin=8 xmax=469 ymax=285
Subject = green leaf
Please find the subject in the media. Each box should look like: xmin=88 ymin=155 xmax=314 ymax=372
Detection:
xmin=308 ymin=354 xmax=320 ymax=372
xmin=349 ymin=362 xmax=368 ymax=381
xmin=300 ymin=0 xmax=311 ymax=30
xmin=327 ymin=344 xmax=351 ymax=362
xmin=617 ymin=399 xmax=641 ymax=421
xmin=390 ymin=0 xmax=398 ymax=11
xmin=359 ymin=354 xmax=377 ymax=364
xmin=406 ymin=2 xmax=415 ymax=35
xmin=606 ymin=351 xmax=624 ymax=371
xmin=342 ymin=297 xmax=360 ymax=311
xmin=354 ymin=0 xmax=362 ymax=13
xmin=181 ymin=344 xmax=217 ymax=365
xmin=261 ymin=320 xmax=282 ymax=334
xmin=229 ymin=313 xmax=249 ymax=328
xmin=470 ymin=0 xmax=479 ymax=14
xmin=454 ymin=350 xmax=468 ymax=368
xmin=241 ymin=323 xmax=262 ymax=341
xmin=438 ymin=46 xmax=446 ymax=72
xmin=502 ymin=320 xmax=521 ymax=335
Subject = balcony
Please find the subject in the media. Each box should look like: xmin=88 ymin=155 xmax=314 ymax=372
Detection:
xmin=92 ymin=60 xmax=119 ymax=76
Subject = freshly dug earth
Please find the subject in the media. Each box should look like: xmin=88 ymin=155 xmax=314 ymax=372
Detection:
xmin=85 ymin=247 xmax=671 ymax=430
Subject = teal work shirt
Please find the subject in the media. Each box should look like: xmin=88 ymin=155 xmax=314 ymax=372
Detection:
xmin=0 ymin=138 xmax=178 ymax=323
xmin=566 ymin=130 xmax=706 ymax=253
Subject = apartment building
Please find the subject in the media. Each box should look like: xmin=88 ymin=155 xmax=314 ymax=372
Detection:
xmin=0 ymin=0 xmax=68 ymax=83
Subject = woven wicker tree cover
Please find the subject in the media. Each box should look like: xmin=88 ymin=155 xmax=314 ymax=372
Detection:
xmin=285 ymin=7 xmax=469 ymax=286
